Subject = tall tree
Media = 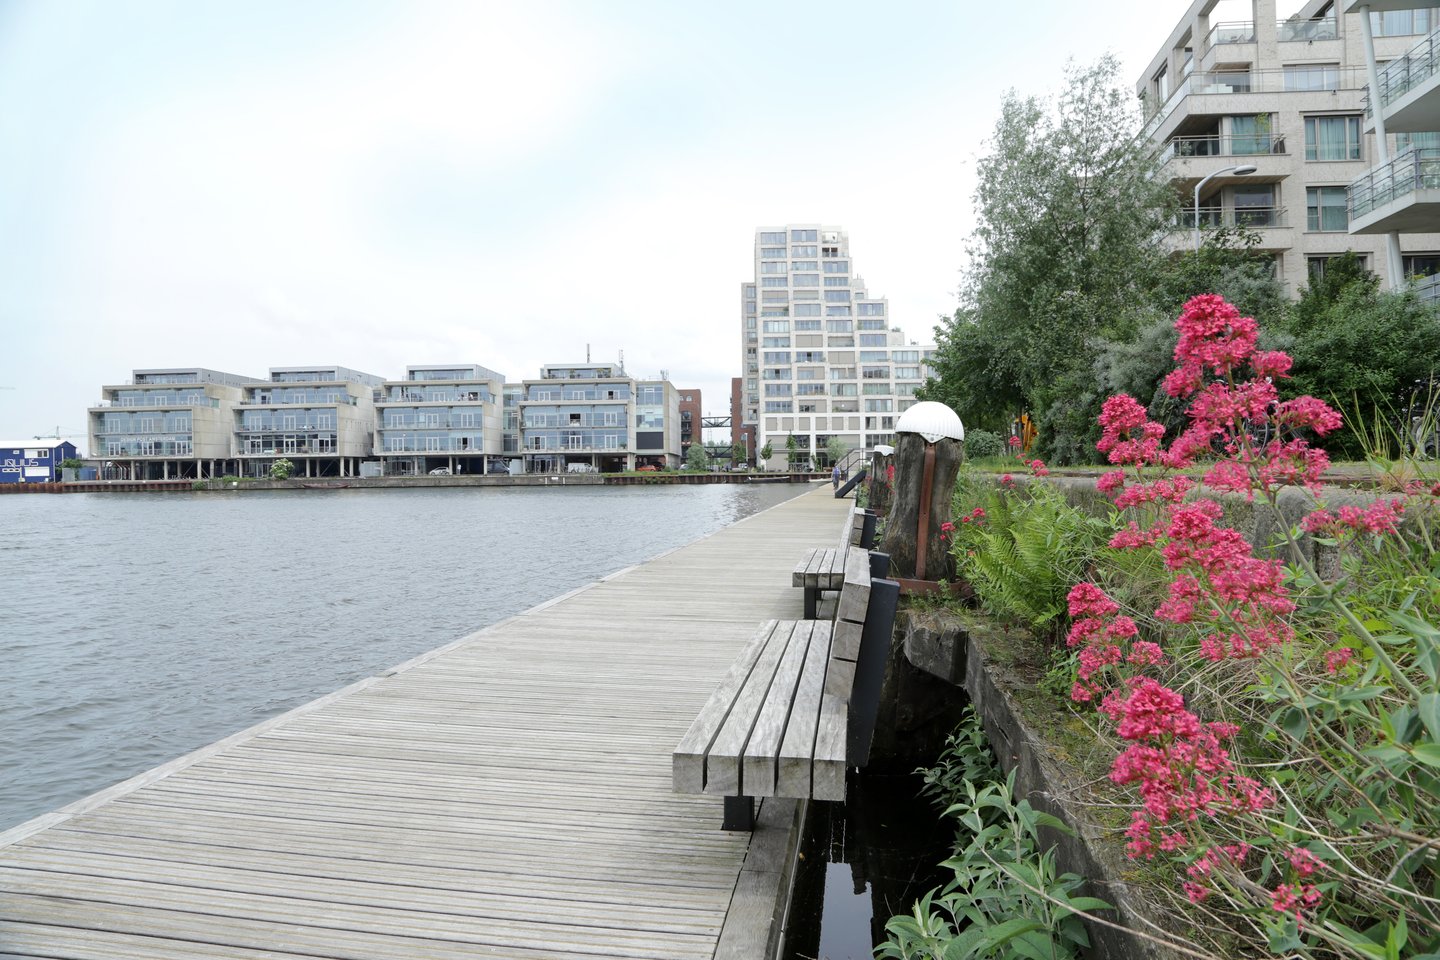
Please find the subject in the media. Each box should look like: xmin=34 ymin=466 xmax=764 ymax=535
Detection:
xmin=923 ymin=57 xmax=1179 ymax=455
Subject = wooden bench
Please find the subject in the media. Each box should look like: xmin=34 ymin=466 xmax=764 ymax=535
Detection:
xmin=792 ymin=547 xmax=847 ymax=618
xmin=673 ymin=549 xmax=898 ymax=830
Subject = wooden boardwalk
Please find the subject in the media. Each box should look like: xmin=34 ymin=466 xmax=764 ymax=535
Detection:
xmin=0 ymin=486 xmax=851 ymax=959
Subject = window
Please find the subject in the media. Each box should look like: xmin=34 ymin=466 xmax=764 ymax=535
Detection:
xmin=794 ymin=303 xmax=822 ymax=317
xmin=761 ymin=262 xmax=787 ymax=274
xmin=825 ymin=290 xmax=851 ymax=302
xmin=764 ymin=383 xmax=793 ymax=397
xmin=1153 ymin=63 xmax=1169 ymax=103
xmin=1228 ymin=114 xmax=1272 ymax=155
xmin=1403 ymin=254 xmax=1440 ymax=278
xmin=1307 ymin=254 xmax=1370 ymax=280
xmin=822 ymin=246 xmax=840 ymax=258
xmin=762 ymin=290 xmax=788 ymax=301
xmin=857 ymin=302 xmax=885 ymax=315
xmin=746 ymin=300 xmax=756 ymax=315
xmin=864 ymin=399 xmax=893 ymax=412
xmin=895 ymin=366 xmax=921 ymax=379
xmin=792 ymin=274 xmax=819 ymax=287
xmin=763 ymin=351 xmax=791 ymax=364
xmin=1306 ymin=187 xmax=1348 ymax=232
xmin=1305 ymin=116 xmax=1361 ymax=161
xmin=759 ymin=231 xmax=785 ymax=244
xmin=791 ymin=245 xmax=817 ymax=257
xmin=764 ymin=401 xmax=793 ymax=413
xmin=824 ymin=260 xmax=849 ymax=273
xmin=761 ymin=276 xmax=787 ymax=287
xmin=795 ymin=318 xmax=822 ymax=330
xmin=824 ymin=276 xmax=849 ymax=287
xmin=826 ymin=319 xmax=853 ymax=333
xmin=831 ymin=383 xmax=858 ymax=396
xmin=862 ymin=383 xmax=890 ymax=395
xmin=791 ymin=260 xmax=818 ymax=271
xmin=763 ymin=336 xmax=791 ymax=347
xmin=859 ymin=350 xmax=888 ymax=361
xmin=763 ymin=320 xmax=790 ymax=333
xmin=1284 ymin=63 xmax=1340 ymax=92
xmin=826 ymin=306 xmax=852 ymax=316
xmin=1233 ymin=185 xmax=1277 ymax=226
xmin=829 ymin=336 xmax=855 ymax=347
xmin=861 ymin=366 xmax=890 ymax=380
xmin=859 ymin=335 xmax=887 ymax=347
xmin=1397 ymin=132 xmax=1440 ymax=154
xmin=760 ymin=246 xmax=785 ymax=258
xmin=792 ymin=290 xmax=819 ymax=300
xmin=1372 ymin=9 xmax=1434 ymax=36
xmin=892 ymin=350 xmax=920 ymax=363
xmin=858 ymin=318 xmax=886 ymax=330
xmin=761 ymin=308 xmax=789 ymax=317
xmin=791 ymin=229 xmax=818 ymax=242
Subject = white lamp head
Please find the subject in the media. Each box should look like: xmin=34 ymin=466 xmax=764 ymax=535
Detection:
xmin=895 ymin=402 xmax=965 ymax=444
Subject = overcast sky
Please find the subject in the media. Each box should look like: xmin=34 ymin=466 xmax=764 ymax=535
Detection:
xmin=1 ymin=0 xmax=1221 ymax=447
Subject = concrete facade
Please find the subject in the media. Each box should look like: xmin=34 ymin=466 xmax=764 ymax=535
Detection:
xmin=516 ymin=363 xmax=682 ymax=473
xmin=235 ymin=366 xmax=383 ymax=479
xmin=375 ymin=364 xmax=506 ymax=476
xmin=1140 ymin=0 xmax=1440 ymax=293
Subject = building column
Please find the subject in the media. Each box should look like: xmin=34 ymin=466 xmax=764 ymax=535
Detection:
xmin=1358 ymin=3 xmax=1406 ymax=290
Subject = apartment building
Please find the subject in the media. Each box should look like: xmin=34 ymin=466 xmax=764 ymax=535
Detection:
xmin=1343 ymin=0 xmax=1440 ymax=302
xmin=375 ymin=364 xmax=506 ymax=475
xmin=235 ymin=366 xmax=383 ymax=478
xmin=1140 ymin=0 xmax=1440 ymax=293
xmin=738 ymin=224 xmax=935 ymax=470
xmin=516 ymin=364 xmax=681 ymax=473
xmin=88 ymin=368 xmax=264 ymax=480
xmin=678 ymin=388 xmax=702 ymax=456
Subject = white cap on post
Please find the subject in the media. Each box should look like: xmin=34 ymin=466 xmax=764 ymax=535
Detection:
xmin=894 ymin=401 xmax=965 ymax=444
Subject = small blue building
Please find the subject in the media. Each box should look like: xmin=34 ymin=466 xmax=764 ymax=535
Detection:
xmin=0 ymin=440 xmax=79 ymax=483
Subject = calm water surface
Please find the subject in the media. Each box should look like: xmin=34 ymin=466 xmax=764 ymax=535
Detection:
xmin=0 ymin=483 xmax=807 ymax=831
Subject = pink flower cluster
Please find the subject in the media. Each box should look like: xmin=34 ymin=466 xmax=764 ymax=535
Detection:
xmin=1301 ymin=498 xmax=1405 ymax=538
xmin=1028 ymin=459 xmax=1050 ymax=477
xmin=1104 ymin=679 xmax=1273 ymax=862
xmin=1182 ymin=842 xmax=1252 ymax=903
xmin=1065 ymin=584 xmax=1158 ymax=701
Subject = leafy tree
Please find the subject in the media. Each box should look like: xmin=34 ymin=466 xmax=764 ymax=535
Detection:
xmin=685 ymin=441 xmax=709 ymax=470
xmin=926 ymin=56 xmax=1179 ymax=457
xmin=825 ymin=435 xmax=848 ymax=467
xmin=785 ymin=433 xmax=800 ymax=468
xmin=269 ymin=458 xmax=295 ymax=480
xmin=759 ymin=441 xmax=772 ymax=468
xmin=731 ymin=441 xmax=746 ymax=467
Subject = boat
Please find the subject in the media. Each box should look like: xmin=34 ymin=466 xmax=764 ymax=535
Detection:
xmin=746 ymin=475 xmax=792 ymax=483
xmin=301 ymin=482 xmax=351 ymax=489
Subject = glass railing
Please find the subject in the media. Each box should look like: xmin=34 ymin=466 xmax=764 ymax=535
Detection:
xmin=1349 ymin=147 xmax=1440 ymax=220
xmin=1416 ymin=272 xmax=1440 ymax=306
xmin=1206 ymin=20 xmax=1256 ymax=48
xmin=1177 ymin=206 xmax=1288 ymax=228
xmin=1277 ymin=18 xmax=1338 ymax=42
xmin=1146 ymin=67 xmax=1368 ymax=131
xmin=1369 ymin=25 xmax=1440 ymax=117
xmin=1166 ymin=133 xmax=1287 ymax=158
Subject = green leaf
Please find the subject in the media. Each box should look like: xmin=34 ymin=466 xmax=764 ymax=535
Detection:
xmin=1280 ymin=705 xmax=1310 ymax=739
xmin=1410 ymin=743 xmax=1440 ymax=768
xmin=1419 ymin=695 xmax=1440 ymax=743
xmin=978 ymin=918 xmax=1046 ymax=950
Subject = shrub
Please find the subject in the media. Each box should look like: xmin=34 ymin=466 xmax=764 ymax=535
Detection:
xmin=269 ymin=458 xmax=295 ymax=481
xmin=964 ymin=429 xmax=1005 ymax=460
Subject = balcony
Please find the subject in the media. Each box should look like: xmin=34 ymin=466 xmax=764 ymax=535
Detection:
xmin=1417 ymin=272 xmax=1440 ymax=306
xmin=1146 ymin=67 xmax=1368 ymax=141
xmin=1178 ymin=206 xmax=1288 ymax=229
xmin=1365 ymin=26 xmax=1440 ymax=133
xmin=1162 ymin=134 xmax=1289 ymax=186
xmin=1277 ymin=17 xmax=1339 ymax=42
xmin=1348 ymin=147 xmax=1440 ymax=233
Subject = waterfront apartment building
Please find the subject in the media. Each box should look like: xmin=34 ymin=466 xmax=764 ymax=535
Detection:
xmin=1139 ymin=0 xmax=1440 ymax=293
xmin=1342 ymin=0 xmax=1440 ymax=303
xmin=235 ymin=366 xmax=384 ymax=479
xmin=375 ymin=364 xmax=506 ymax=475
xmin=738 ymin=224 xmax=936 ymax=470
xmin=678 ymin=388 xmax=701 ymax=456
xmin=88 ymin=368 xmax=264 ymax=480
xmin=517 ymin=364 xmax=681 ymax=473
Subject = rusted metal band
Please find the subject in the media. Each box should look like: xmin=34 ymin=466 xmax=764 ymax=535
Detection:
xmin=916 ymin=442 xmax=936 ymax=580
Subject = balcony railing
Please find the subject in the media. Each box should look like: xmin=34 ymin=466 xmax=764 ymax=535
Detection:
xmin=1368 ymin=25 xmax=1440 ymax=117
xmin=381 ymin=439 xmax=485 ymax=453
xmin=1277 ymin=17 xmax=1338 ymax=42
xmin=1417 ymin=272 xmax=1440 ymax=306
xmin=93 ymin=396 xmax=219 ymax=408
xmin=380 ymin=419 xmax=484 ymax=430
xmin=1146 ymin=67 xmax=1368 ymax=131
xmin=1177 ymin=206 xmax=1288 ymax=229
xmin=1349 ymin=147 xmax=1440 ymax=220
xmin=1205 ymin=20 xmax=1256 ymax=48
xmin=1166 ymin=133 xmax=1287 ymax=158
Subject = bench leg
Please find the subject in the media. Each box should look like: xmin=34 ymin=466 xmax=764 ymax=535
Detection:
xmin=803 ymin=586 xmax=818 ymax=619
xmin=722 ymin=795 xmax=755 ymax=831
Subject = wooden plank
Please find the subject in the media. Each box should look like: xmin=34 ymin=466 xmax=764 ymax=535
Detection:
xmin=702 ymin=623 xmax=798 ymax=796
xmin=812 ymin=693 xmax=849 ymax=802
xmin=837 ymin=546 xmax=873 ymax=624
xmin=832 ymin=618 xmax=862 ymax=662
xmin=823 ymin=656 xmax=856 ymax=700
xmin=791 ymin=548 xmax=819 ymax=587
xmin=775 ymin=621 xmax=832 ymax=798
xmin=740 ymin=621 xmax=816 ymax=797
xmin=672 ymin=621 xmax=779 ymax=793
xmin=804 ymin=548 xmax=825 ymax=589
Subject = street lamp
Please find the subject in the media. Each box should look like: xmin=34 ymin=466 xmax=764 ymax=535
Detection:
xmin=1193 ymin=163 xmax=1259 ymax=252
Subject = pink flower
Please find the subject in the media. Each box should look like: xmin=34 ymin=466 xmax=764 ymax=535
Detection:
xmin=1288 ymin=848 xmax=1322 ymax=878
xmin=1000 ymin=473 xmax=1014 ymax=486
xmin=1067 ymin=582 xmax=1119 ymax=618
xmin=1273 ymin=396 xmax=1342 ymax=436
xmin=1028 ymin=459 xmax=1049 ymax=477
xmin=1325 ymin=648 xmax=1354 ymax=674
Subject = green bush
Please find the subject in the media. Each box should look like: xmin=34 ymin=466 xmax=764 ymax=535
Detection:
xmin=269 ymin=458 xmax=296 ymax=481
xmin=964 ymin=429 xmax=1005 ymax=460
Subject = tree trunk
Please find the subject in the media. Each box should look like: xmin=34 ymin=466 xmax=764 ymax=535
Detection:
xmin=880 ymin=433 xmax=963 ymax=582
xmin=868 ymin=451 xmax=894 ymax=517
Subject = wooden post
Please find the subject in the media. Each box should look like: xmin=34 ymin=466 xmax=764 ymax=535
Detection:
xmin=868 ymin=450 xmax=894 ymax=517
xmin=879 ymin=432 xmax=963 ymax=582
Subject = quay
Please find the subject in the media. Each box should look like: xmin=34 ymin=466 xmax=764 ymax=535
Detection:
xmin=0 ymin=472 xmax=828 ymax=493
xmin=0 ymin=486 xmax=852 ymax=958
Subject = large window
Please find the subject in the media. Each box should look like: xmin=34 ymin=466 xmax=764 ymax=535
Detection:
xmin=826 ymin=306 xmax=852 ymax=316
xmin=1284 ymin=63 xmax=1340 ymax=92
xmin=1233 ymin=185 xmax=1277 ymax=226
xmin=1305 ymin=116 xmax=1361 ymax=161
xmin=760 ymin=246 xmax=785 ymax=258
xmin=1372 ymin=9 xmax=1433 ymax=36
xmin=791 ymin=229 xmax=818 ymax=242
xmin=857 ymin=302 xmax=886 ymax=316
xmin=761 ymin=261 xmax=787 ymax=274
xmin=759 ymin=231 xmax=785 ymax=244
xmin=791 ymin=245 xmax=817 ymax=257
xmin=824 ymin=260 xmax=849 ymax=273
xmin=825 ymin=290 xmax=851 ymax=302
xmin=761 ymin=276 xmax=787 ymax=287
xmin=794 ymin=303 xmax=822 ymax=316
xmin=1404 ymin=254 xmax=1440 ymax=278
xmin=793 ymin=273 xmax=819 ymax=287
xmin=1306 ymin=186 xmax=1348 ymax=232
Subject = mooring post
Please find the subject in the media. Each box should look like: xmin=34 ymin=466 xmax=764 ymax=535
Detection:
xmin=878 ymin=402 xmax=965 ymax=585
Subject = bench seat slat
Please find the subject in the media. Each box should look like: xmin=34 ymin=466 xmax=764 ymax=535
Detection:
xmin=812 ymin=694 xmax=848 ymax=801
xmin=776 ymin=620 xmax=833 ymax=798
xmin=672 ymin=620 xmax=781 ymax=794
xmin=742 ymin=621 xmax=820 ymax=797
xmin=792 ymin=548 xmax=821 ymax=587
xmin=703 ymin=622 xmax=799 ymax=796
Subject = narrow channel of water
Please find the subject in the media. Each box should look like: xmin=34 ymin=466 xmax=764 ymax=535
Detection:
xmin=784 ymin=770 xmax=957 ymax=959
xmin=0 ymin=483 xmax=808 ymax=831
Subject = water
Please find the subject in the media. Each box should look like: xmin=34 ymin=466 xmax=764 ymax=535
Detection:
xmin=0 ymin=483 xmax=807 ymax=832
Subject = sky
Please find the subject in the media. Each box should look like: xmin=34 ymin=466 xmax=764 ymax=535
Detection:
xmin=0 ymin=0 xmax=1205 ymax=448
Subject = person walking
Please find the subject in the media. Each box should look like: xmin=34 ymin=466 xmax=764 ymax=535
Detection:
xmin=831 ymin=462 xmax=841 ymax=490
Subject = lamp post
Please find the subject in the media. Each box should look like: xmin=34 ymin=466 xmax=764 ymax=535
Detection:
xmin=1193 ymin=163 xmax=1259 ymax=252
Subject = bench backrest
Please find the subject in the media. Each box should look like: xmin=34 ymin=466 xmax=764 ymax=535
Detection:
xmin=827 ymin=544 xmax=898 ymax=769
